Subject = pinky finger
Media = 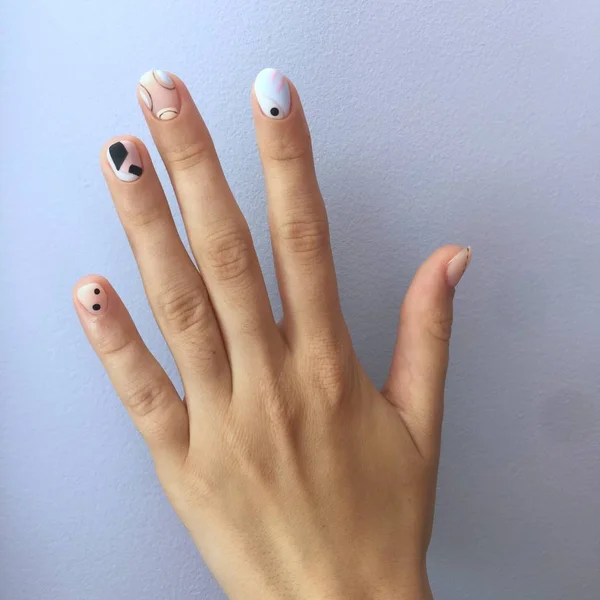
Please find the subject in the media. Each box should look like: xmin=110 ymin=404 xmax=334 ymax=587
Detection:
xmin=73 ymin=276 xmax=189 ymax=467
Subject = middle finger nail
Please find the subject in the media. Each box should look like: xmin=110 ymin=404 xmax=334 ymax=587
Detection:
xmin=138 ymin=70 xmax=181 ymax=121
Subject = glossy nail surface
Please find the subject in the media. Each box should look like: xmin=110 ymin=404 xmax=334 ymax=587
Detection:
xmin=447 ymin=247 xmax=472 ymax=288
xmin=107 ymin=140 xmax=143 ymax=182
xmin=254 ymin=68 xmax=291 ymax=119
xmin=77 ymin=283 xmax=108 ymax=315
xmin=139 ymin=70 xmax=180 ymax=120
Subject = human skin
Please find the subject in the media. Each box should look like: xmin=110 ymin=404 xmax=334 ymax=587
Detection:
xmin=73 ymin=68 xmax=471 ymax=600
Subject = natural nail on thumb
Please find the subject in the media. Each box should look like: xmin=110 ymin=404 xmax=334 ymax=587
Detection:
xmin=446 ymin=247 xmax=472 ymax=288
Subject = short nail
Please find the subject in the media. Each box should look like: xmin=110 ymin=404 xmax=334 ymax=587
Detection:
xmin=107 ymin=140 xmax=143 ymax=182
xmin=138 ymin=70 xmax=181 ymax=120
xmin=254 ymin=68 xmax=291 ymax=119
xmin=77 ymin=283 xmax=108 ymax=315
xmin=446 ymin=247 xmax=472 ymax=288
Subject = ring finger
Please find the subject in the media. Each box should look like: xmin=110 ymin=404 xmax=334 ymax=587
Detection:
xmin=102 ymin=136 xmax=230 ymax=405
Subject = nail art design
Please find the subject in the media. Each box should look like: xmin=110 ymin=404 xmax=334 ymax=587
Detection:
xmin=107 ymin=140 xmax=143 ymax=182
xmin=447 ymin=247 xmax=472 ymax=288
xmin=139 ymin=70 xmax=180 ymax=120
xmin=77 ymin=283 xmax=108 ymax=315
xmin=254 ymin=68 xmax=291 ymax=119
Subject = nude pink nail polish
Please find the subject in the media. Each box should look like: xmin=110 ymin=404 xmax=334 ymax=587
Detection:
xmin=77 ymin=283 xmax=108 ymax=315
xmin=107 ymin=140 xmax=143 ymax=182
xmin=138 ymin=70 xmax=181 ymax=120
xmin=446 ymin=247 xmax=472 ymax=288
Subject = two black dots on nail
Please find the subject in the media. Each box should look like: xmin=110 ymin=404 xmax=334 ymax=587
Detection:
xmin=92 ymin=288 xmax=101 ymax=311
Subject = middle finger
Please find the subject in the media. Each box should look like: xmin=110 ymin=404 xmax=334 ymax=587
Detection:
xmin=137 ymin=70 xmax=282 ymax=370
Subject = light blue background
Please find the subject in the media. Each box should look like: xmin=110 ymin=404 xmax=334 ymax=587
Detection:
xmin=2 ymin=1 xmax=600 ymax=598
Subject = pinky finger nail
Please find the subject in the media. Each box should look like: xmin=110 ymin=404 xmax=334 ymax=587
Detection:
xmin=77 ymin=283 xmax=108 ymax=315
xmin=446 ymin=247 xmax=472 ymax=288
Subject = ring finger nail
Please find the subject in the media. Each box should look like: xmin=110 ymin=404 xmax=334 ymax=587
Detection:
xmin=138 ymin=70 xmax=181 ymax=121
xmin=254 ymin=68 xmax=291 ymax=119
xmin=77 ymin=283 xmax=108 ymax=315
xmin=107 ymin=140 xmax=143 ymax=182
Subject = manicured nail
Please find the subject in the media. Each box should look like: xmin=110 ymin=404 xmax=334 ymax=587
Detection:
xmin=447 ymin=247 xmax=472 ymax=288
xmin=138 ymin=70 xmax=180 ymax=120
xmin=107 ymin=140 xmax=143 ymax=182
xmin=254 ymin=68 xmax=291 ymax=119
xmin=77 ymin=283 xmax=108 ymax=315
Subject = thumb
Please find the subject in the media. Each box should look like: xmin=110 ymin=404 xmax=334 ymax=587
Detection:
xmin=382 ymin=245 xmax=472 ymax=459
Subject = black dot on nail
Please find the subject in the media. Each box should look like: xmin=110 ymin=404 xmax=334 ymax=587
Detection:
xmin=270 ymin=107 xmax=280 ymax=117
xmin=92 ymin=304 xmax=101 ymax=311
xmin=94 ymin=288 xmax=100 ymax=295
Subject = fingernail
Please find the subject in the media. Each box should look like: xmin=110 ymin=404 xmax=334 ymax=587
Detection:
xmin=77 ymin=283 xmax=108 ymax=315
xmin=254 ymin=68 xmax=291 ymax=119
xmin=138 ymin=70 xmax=181 ymax=120
xmin=107 ymin=140 xmax=143 ymax=182
xmin=446 ymin=247 xmax=472 ymax=288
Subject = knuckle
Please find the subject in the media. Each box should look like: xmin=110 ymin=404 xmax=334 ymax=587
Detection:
xmin=125 ymin=379 xmax=172 ymax=419
xmin=305 ymin=333 xmax=355 ymax=409
xmin=175 ymin=460 xmax=220 ymax=508
xmin=267 ymin=130 xmax=311 ymax=164
xmin=157 ymin=284 xmax=213 ymax=336
xmin=164 ymin=139 xmax=215 ymax=173
xmin=315 ymin=358 xmax=350 ymax=408
xmin=260 ymin=378 xmax=297 ymax=431
xmin=121 ymin=196 xmax=164 ymax=230
xmin=96 ymin=331 xmax=136 ymax=359
xmin=278 ymin=215 xmax=329 ymax=258
xmin=424 ymin=308 xmax=453 ymax=343
xmin=204 ymin=224 xmax=254 ymax=284
xmin=183 ymin=473 xmax=217 ymax=507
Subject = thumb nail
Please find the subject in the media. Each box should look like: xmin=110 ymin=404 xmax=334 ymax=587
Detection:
xmin=446 ymin=247 xmax=472 ymax=288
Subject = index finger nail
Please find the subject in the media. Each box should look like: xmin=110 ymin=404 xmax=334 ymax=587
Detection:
xmin=254 ymin=68 xmax=291 ymax=119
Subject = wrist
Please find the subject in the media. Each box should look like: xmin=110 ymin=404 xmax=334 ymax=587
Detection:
xmin=304 ymin=569 xmax=433 ymax=600
xmin=228 ymin=566 xmax=432 ymax=600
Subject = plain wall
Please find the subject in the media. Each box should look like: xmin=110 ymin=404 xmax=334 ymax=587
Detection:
xmin=1 ymin=1 xmax=599 ymax=598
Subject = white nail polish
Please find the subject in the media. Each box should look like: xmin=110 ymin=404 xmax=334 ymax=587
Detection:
xmin=107 ymin=140 xmax=144 ymax=183
xmin=138 ymin=70 xmax=181 ymax=120
xmin=254 ymin=68 xmax=291 ymax=119
xmin=153 ymin=69 xmax=175 ymax=89
xmin=77 ymin=283 xmax=108 ymax=315
xmin=139 ymin=88 xmax=152 ymax=109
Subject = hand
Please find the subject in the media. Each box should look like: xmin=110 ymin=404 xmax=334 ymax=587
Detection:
xmin=74 ymin=68 xmax=471 ymax=600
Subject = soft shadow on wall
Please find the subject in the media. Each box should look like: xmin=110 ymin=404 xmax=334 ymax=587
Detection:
xmin=316 ymin=158 xmax=600 ymax=600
